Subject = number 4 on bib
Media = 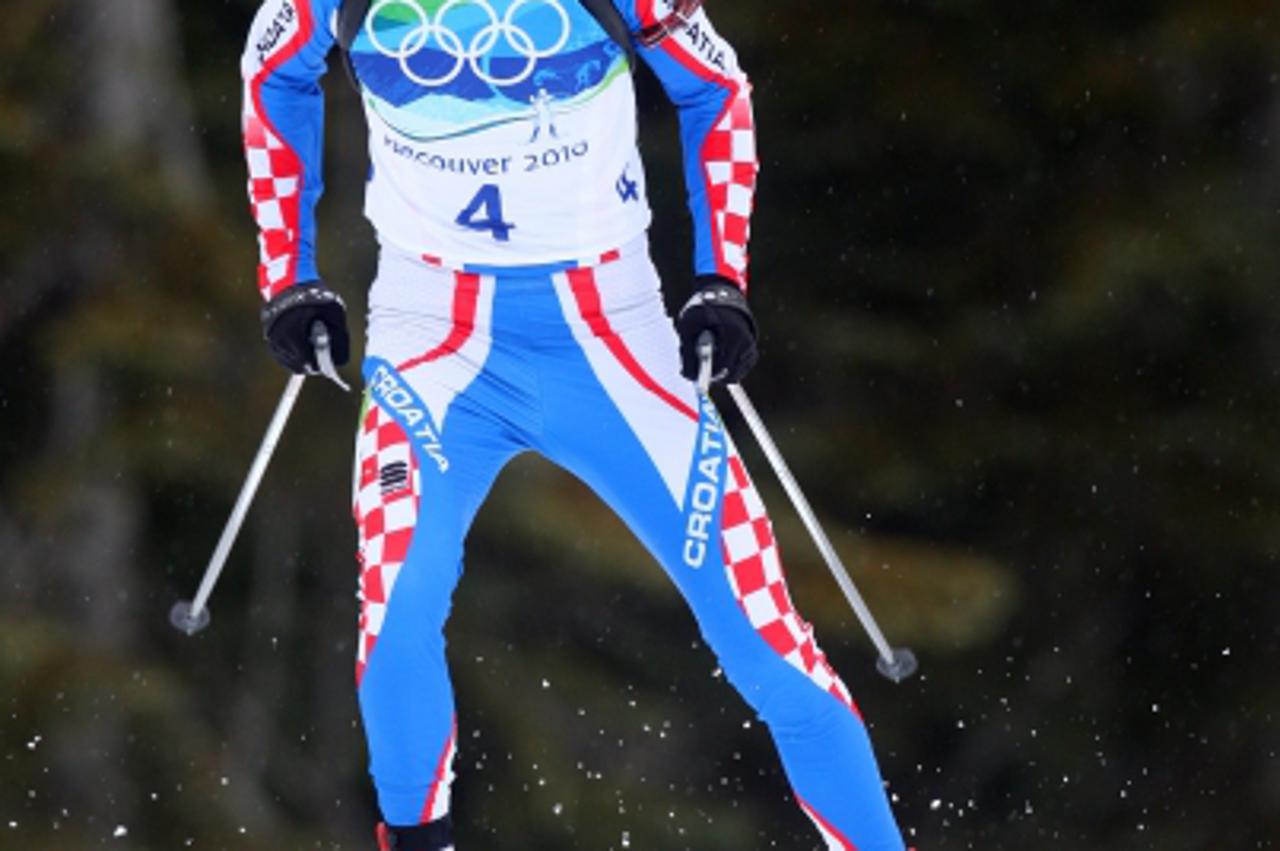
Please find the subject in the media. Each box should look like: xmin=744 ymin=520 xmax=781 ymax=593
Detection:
xmin=456 ymin=184 xmax=515 ymax=242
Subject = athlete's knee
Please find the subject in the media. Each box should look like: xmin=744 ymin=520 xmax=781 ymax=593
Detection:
xmin=709 ymin=629 xmax=860 ymax=729
xmin=757 ymin=676 xmax=854 ymax=736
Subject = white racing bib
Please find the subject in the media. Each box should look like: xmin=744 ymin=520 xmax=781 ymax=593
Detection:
xmin=349 ymin=0 xmax=651 ymax=266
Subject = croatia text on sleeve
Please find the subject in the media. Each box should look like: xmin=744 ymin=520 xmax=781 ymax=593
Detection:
xmin=627 ymin=0 xmax=759 ymax=290
xmin=241 ymin=0 xmax=338 ymax=299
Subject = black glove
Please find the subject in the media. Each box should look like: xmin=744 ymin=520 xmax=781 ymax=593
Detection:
xmin=675 ymin=275 xmax=758 ymax=384
xmin=260 ymin=281 xmax=350 ymax=374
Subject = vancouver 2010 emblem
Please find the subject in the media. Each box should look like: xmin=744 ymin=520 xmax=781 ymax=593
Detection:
xmin=365 ymin=0 xmax=572 ymax=87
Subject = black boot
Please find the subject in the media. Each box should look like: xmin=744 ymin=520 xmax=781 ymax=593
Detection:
xmin=375 ymin=816 xmax=454 ymax=850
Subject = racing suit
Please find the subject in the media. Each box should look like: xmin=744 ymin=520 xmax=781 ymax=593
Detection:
xmin=241 ymin=0 xmax=906 ymax=847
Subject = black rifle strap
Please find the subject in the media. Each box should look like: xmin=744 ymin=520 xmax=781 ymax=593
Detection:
xmin=578 ymin=0 xmax=637 ymax=69
xmin=335 ymin=0 xmax=641 ymax=89
xmin=337 ymin=0 xmax=372 ymax=88
xmin=337 ymin=0 xmax=371 ymax=51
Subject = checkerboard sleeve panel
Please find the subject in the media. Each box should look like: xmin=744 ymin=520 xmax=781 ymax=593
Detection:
xmin=704 ymin=87 xmax=758 ymax=286
xmin=243 ymin=104 xmax=303 ymax=299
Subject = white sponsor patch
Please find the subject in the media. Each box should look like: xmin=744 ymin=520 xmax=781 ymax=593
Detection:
xmin=683 ymin=397 xmax=725 ymax=569
xmin=243 ymin=0 xmax=301 ymax=75
xmin=369 ymin=363 xmax=451 ymax=473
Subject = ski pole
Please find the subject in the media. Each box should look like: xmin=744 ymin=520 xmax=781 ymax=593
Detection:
xmin=170 ymin=322 xmax=343 ymax=636
xmin=696 ymin=332 xmax=917 ymax=682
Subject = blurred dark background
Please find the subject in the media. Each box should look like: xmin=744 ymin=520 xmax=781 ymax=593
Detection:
xmin=2 ymin=0 xmax=1279 ymax=848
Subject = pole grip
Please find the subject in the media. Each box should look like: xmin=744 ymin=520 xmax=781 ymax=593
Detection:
xmin=311 ymin=321 xmax=350 ymax=392
xmin=696 ymin=330 xmax=715 ymax=395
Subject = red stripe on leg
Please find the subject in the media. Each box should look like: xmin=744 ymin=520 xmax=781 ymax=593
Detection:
xmin=565 ymin=268 xmax=698 ymax=422
xmin=420 ymin=718 xmax=458 ymax=824
xmin=797 ymin=795 xmax=859 ymax=850
xmin=399 ymin=272 xmax=482 ymax=372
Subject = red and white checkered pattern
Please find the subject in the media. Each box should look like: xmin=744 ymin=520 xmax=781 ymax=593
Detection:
xmin=353 ymin=401 xmax=421 ymax=685
xmin=720 ymin=448 xmax=857 ymax=714
xmin=703 ymin=86 xmax=757 ymax=286
xmin=243 ymin=105 xmax=302 ymax=299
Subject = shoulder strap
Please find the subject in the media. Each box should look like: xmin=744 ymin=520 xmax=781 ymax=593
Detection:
xmin=578 ymin=0 xmax=636 ymax=70
xmin=337 ymin=0 xmax=371 ymax=52
xmin=337 ymin=0 xmax=372 ymax=89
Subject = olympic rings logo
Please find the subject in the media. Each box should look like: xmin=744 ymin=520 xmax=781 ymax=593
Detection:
xmin=365 ymin=0 xmax=571 ymax=87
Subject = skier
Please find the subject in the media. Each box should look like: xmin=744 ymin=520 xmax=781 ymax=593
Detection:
xmin=527 ymin=88 xmax=560 ymax=143
xmin=241 ymin=0 xmax=909 ymax=848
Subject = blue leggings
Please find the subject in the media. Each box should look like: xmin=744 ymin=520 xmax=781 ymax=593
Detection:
xmin=352 ymin=244 xmax=905 ymax=849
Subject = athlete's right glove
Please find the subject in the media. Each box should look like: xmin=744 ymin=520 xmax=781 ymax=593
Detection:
xmin=260 ymin=281 xmax=351 ymax=374
xmin=676 ymin=276 xmax=759 ymax=384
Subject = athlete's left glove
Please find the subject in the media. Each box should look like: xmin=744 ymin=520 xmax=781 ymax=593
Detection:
xmin=676 ymin=276 xmax=758 ymax=384
xmin=260 ymin=281 xmax=351 ymax=374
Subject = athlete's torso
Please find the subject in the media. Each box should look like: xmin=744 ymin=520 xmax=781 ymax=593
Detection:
xmin=349 ymin=0 xmax=650 ymax=266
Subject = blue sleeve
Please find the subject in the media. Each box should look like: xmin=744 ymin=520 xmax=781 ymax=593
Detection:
xmin=241 ymin=0 xmax=339 ymax=299
xmin=619 ymin=0 xmax=759 ymax=290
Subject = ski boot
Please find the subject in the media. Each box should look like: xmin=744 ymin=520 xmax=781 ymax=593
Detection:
xmin=375 ymin=816 xmax=454 ymax=850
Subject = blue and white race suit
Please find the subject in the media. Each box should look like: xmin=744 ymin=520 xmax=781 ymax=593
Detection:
xmin=242 ymin=2 xmax=906 ymax=847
